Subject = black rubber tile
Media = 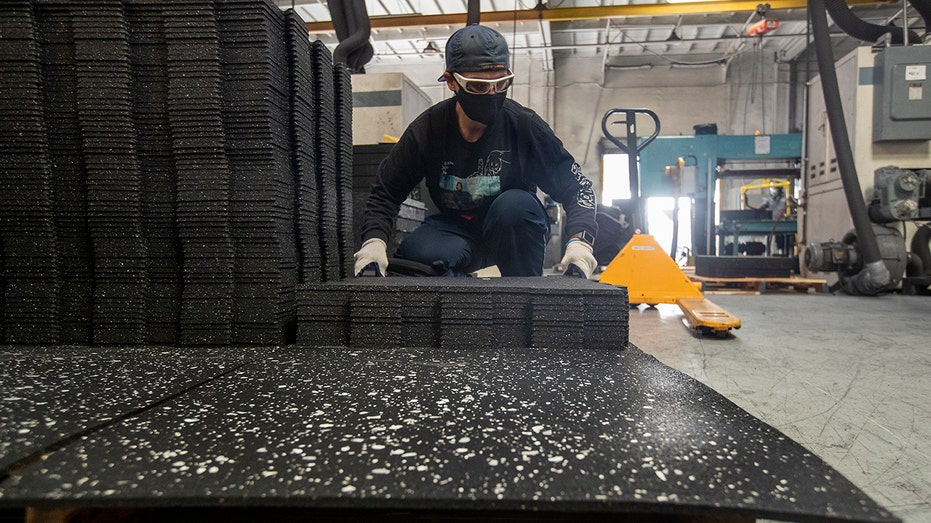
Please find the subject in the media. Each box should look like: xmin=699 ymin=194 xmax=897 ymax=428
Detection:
xmin=296 ymin=278 xmax=630 ymax=350
xmin=0 ymin=346 xmax=897 ymax=522
xmin=296 ymin=285 xmax=348 ymax=346
xmin=285 ymin=10 xmax=320 ymax=285
xmin=334 ymin=61 xmax=354 ymax=280
xmin=0 ymin=345 xmax=258 ymax=474
xmin=0 ymin=1 xmax=59 ymax=345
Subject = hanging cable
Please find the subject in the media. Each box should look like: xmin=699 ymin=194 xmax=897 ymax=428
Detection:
xmin=760 ymin=39 xmax=766 ymax=134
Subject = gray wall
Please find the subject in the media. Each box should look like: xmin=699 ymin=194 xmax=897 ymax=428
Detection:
xmin=552 ymin=52 xmax=791 ymax=197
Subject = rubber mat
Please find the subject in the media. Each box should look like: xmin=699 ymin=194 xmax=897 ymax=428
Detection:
xmin=297 ymin=277 xmax=630 ymax=350
xmin=217 ymin=0 xmax=296 ymax=346
xmin=0 ymin=346 xmax=257 ymax=473
xmin=0 ymin=2 xmax=349 ymax=348
xmin=0 ymin=0 xmax=60 ymax=345
xmin=0 ymin=345 xmax=897 ymax=522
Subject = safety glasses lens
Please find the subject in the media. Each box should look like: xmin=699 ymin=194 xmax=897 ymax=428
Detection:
xmin=455 ymin=73 xmax=513 ymax=95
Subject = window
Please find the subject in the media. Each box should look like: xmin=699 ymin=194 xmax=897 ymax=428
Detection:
xmin=601 ymin=153 xmax=631 ymax=205
xmin=646 ymin=197 xmax=692 ymax=264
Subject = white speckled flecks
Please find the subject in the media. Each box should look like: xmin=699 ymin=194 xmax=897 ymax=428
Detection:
xmin=0 ymin=346 xmax=897 ymax=522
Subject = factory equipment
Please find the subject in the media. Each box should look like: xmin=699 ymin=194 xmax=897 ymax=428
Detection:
xmin=598 ymin=109 xmax=740 ymax=336
xmin=637 ymin=133 xmax=803 ymax=258
xmin=803 ymin=0 xmax=930 ymax=295
xmin=868 ymin=167 xmax=927 ymax=223
xmin=747 ymin=3 xmax=780 ymax=37
xmin=805 ymin=167 xmax=929 ymax=294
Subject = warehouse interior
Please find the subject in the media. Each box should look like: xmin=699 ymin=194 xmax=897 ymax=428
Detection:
xmin=0 ymin=0 xmax=929 ymax=521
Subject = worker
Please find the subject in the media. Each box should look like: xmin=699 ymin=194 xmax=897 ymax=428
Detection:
xmin=353 ymin=24 xmax=598 ymax=278
xmin=745 ymin=184 xmax=797 ymax=255
xmin=746 ymin=185 xmax=794 ymax=221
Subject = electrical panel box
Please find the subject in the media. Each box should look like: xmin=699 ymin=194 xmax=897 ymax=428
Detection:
xmin=873 ymin=45 xmax=931 ymax=142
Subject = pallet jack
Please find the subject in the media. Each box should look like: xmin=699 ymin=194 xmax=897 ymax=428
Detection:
xmin=595 ymin=109 xmax=740 ymax=337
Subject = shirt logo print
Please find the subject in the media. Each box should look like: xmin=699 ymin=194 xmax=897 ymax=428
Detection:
xmin=470 ymin=150 xmax=510 ymax=178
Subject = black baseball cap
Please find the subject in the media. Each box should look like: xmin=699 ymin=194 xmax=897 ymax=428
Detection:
xmin=438 ymin=24 xmax=510 ymax=81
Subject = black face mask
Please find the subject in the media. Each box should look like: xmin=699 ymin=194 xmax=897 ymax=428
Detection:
xmin=456 ymin=90 xmax=507 ymax=125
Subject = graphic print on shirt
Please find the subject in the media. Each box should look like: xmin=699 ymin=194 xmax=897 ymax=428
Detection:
xmin=572 ymin=162 xmax=597 ymax=210
xmin=438 ymin=149 xmax=509 ymax=211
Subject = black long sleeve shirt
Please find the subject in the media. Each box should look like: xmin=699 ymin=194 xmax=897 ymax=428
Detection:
xmin=361 ymin=98 xmax=597 ymax=245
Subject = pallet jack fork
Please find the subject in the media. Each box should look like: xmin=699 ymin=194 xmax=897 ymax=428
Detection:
xmin=597 ymin=108 xmax=739 ymax=337
xmin=598 ymin=234 xmax=741 ymax=336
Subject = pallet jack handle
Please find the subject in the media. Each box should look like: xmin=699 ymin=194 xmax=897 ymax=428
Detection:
xmin=601 ymin=108 xmax=661 ymax=234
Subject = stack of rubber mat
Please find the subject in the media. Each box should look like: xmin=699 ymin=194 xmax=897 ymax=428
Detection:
xmin=296 ymin=278 xmax=630 ymax=350
xmin=0 ymin=0 xmax=355 ymax=346
xmin=217 ymin=0 xmax=297 ymax=345
xmin=401 ymin=288 xmax=440 ymax=348
xmin=294 ymin=284 xmax=347 ymax=346
xmin=39 ymin=3 xmax=93 ymax=344
xmin=491 ymin=291 xmax=529 ymax=348
xmin=349 ymin=285 xmax=401 ymax=348
xmin=334 ymin=62 xmax=355 ymax=280
xmin=0 ymin=1 xmax=59 ymax=344
xmin=440 ymin=288 xmax=493 ymax=350
xmin=285 ymin=10 xmax=321 ymax=284
xmin=311 ymin=41 xmax=342 ymax=283
xmin=165 ymin=1 xmax=235 ymax=346
xmin=74 ymin=3 xmax=149 ymax=345
xmin=530 ymin=288 xmax=585 ymax=349
xmin=583 ymin=291 xmax=623 ymax=348
xmin=127 ymin=1 xmax=180 ymax=345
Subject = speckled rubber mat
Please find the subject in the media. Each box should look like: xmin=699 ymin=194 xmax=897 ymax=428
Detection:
xmin=1 ymin=1 xmax=350 ymax=347
xmin=0 ymin=345 xmax=897 ymax=522
xmin=0 ymin=346 xmax=257 ymax=473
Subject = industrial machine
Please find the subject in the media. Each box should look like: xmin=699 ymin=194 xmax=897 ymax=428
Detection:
xmin=637 ymin=133 xmax=803 ymax=259
xmin=803 ymin=0 xmax=931 ymax=295
xmin=597 ymin=108 xmax=740 ymax=336
xmin=804 ymin=166 xmax=929 ymax=294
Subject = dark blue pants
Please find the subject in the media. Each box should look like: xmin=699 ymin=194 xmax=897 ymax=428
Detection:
xmin=396 ymin=189 xmax=549 ymax=276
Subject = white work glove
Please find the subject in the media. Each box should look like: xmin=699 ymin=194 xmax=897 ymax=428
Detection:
xmin=353 ymin=238 xmax=388 ymax=277
xmin=560 ymin=239 xmax=597 ymax=279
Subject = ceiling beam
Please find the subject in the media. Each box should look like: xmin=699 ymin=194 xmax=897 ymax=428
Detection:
xmin=305 ymin=0 xmax=888 ymax=33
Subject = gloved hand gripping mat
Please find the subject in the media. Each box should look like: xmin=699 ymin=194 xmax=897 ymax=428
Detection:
xmin=0 ymin=346 xmax=897 ymax=522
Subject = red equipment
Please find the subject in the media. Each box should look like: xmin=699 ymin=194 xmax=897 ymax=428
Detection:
xmin=748 ymin=18 xmax=780 ymax=36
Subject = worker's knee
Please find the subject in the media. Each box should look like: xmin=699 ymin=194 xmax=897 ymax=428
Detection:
xmin=486 ymin=189 xmax=547 ymax=230
xmin=395 ymin=219 xmax=476 ymax=269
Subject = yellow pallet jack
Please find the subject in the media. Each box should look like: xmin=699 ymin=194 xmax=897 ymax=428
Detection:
xmin=598 ymin=234 xmax=740 ymax=336
xmin=597 ymin=109 xmax=740 ymax=337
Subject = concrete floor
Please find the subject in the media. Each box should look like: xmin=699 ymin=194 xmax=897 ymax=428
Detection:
xmin=628 ymin=293 xmax=930 ymax=522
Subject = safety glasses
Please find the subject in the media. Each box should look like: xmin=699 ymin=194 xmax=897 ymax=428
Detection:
xmin=453 ymin=72 xmax=514 ymax=95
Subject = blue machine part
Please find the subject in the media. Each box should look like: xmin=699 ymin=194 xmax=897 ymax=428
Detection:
xmin=635 ymin=134 xmax=803 ymax=198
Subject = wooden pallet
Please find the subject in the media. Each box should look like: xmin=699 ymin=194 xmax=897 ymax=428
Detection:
xmin=687 ymin=273 xmax=828 ymax=294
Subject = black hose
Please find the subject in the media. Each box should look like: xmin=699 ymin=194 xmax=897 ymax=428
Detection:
xmin=908 ymin=0 xmax=931 ymax=35
xmin=343 ymin=0 xmax=373 ymax=72
xmin=825 ymin=0 xmax=921 ymax=44
xmin=912 ymin=224 xmax=931 ymax=276
xmin=329 ymin=0 xmax=351 ymax=41
xmin=330 ymin=0 xmax=373 ymax=73
xmin=467 ymin=0 xmax=481 ymax=25
xmin=810 ymin=0 xmax=890 ymax=292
